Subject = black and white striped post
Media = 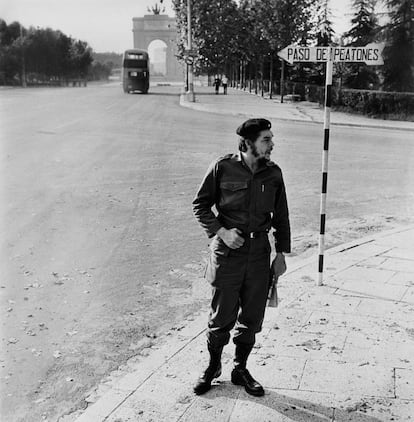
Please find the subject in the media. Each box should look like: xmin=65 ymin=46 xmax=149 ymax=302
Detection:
xmin=318 ymin=52 xmax=333 ymax=286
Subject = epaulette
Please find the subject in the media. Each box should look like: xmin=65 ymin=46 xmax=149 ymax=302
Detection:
xmin=217 ymin=153 xmax=235 ymax=162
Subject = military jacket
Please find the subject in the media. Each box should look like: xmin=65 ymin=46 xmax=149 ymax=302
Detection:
xmin=192 ymin=153 xmax=291 ymax=253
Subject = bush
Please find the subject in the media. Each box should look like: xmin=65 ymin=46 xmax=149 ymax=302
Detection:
xmin=280 ymin=81 xmax=414 ymax=120
xmin=282 ymin=82 xmax=324 ymax=103
xmin=333 ymin=89 xmax=414 ymax=120
xmin=304 ymin=84 xmax=324 ymax=104
xmin=244 ymin=78 xmax=414 ymax=120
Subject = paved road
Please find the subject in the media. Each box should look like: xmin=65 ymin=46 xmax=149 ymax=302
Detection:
xmin=1 ymin=83 xmax=413 ymax=421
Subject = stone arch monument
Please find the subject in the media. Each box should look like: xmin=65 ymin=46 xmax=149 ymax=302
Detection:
xmin=132 ymin=14 xmax=184 ymax=82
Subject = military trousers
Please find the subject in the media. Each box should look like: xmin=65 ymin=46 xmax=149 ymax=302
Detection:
xmin=204 ymin=233 xmax=271 ymax=348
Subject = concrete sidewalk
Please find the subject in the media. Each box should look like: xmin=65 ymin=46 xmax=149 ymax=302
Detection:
xmin=73 ymin=226 xmax=414 ymax=422
xmin=180 ymin=86 xmax=414 ymax=132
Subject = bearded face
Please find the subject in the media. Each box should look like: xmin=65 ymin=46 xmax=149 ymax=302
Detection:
xmin=246 ymin=129 xmax=274 ymax=164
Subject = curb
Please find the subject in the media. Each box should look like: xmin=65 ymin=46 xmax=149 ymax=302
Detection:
xmin=179 ymin=93 xmax=414 ymax=132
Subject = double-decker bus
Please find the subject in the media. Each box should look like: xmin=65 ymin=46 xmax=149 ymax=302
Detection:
xmin=122 ymin=49 xmax=150 ymax=94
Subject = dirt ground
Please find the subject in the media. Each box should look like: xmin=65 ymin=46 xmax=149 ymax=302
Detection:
xmin=1 ymin=85 xmax=413 ymax=422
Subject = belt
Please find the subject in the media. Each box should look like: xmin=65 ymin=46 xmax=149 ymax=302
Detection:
xmin=247 ymin=231 xmax=268 ymax=239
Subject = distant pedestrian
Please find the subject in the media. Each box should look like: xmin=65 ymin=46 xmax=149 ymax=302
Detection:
xmin=192 ymin=118 xmax=291 ymax=397
xmin=222 ymin=75 xmax=228 ymax=94
xmin=213 ymin=75 xmax=221 ymax=95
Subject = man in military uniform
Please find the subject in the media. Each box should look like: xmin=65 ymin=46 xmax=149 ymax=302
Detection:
xmin=192 ymin=118 xmax=291 ymax=396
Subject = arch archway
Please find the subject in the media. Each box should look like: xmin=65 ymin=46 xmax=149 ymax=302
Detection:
xmin=148 ymin=39 xmax=167 ymax=76
xmin=132 ymin=15 xmax=184 ymax=82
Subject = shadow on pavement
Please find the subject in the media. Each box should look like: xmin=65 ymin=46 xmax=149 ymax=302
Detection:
xmin=204 ymin=384 xmax=383 ymax=422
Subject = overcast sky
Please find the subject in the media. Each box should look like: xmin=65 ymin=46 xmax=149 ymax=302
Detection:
xmin=1 ymin=0 xmax=361 ymax=53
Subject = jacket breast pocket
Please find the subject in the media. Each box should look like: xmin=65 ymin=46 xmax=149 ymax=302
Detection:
xmin=219 ymin=181 xmax=248 ymax=210
xmin=258 ymin=183 xmax=276 ymax=212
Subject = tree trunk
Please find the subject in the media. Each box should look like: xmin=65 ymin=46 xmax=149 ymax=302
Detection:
xmin=280 ymin=59 xmax=285 ymax=103
xmin=255 ymin=60 xmax=258 ymax=95
xmin=260 ymin=58 xmax=264 ymax=97
xmin=239 ymin=60 xmax=242 ymax=89
xmin=269 ymin=56 xmax=273 ymax=99
xmin=249 ymin=62 xmax=252 ymax=93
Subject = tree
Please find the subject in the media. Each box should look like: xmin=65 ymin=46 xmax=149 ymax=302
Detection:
xmin=382 ymin=0 xmax=414 ymax=92
xmin=0 ymin=20 xmax=22 ymax=46
xmin=314 ymin=0 xmax=335 ymax=46
xmin=260 ymin=1 xmax=315 ymax=64
xmin=25 ymin=28 xmax=61 ymax=79
xmin=172 ymin=0 xmax=246 ymax=74
xmin=345 ymin=0 xmax=379 ymax=45
xmin=0 ymin=20 xmax=94 ymax=84
xmin=172 ymin=0 xmax=317 ymax=87
xmin=69 ymin=40 xmax=93 ymax=78
xmin=299 ymin=0 xmax=336 ymax=86
xmin=254 ymin=0 xmax=314 ymax=50
xmin=238 ymin=0 xmax=315 ymax=93
xmin=0 ymin=20 xmax=27 ymax=84
xmin=342 ymin=0 xmax=380 ymax=89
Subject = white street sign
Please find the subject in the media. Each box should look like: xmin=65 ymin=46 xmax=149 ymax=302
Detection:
xmin=278 ymin=43 xmax=385 ymax=65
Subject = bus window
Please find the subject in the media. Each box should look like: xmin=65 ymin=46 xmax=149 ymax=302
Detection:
xmin=123 ymin=59 xmax=147 ymax=68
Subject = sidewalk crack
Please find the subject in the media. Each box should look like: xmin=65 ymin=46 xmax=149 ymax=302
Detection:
xmin=176 ymin=395 xmax=200 ymax=422
xmin=297 ymin=359 xmax=308 ymax=390
xmin=226 ymin=390 xmax=242 ymax=422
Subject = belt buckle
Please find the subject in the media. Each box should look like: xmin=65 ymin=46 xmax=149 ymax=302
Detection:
xmin=249 ymin=232 xmax=256 ymax=239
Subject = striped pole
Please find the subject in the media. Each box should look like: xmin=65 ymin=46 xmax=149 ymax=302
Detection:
xmin=318 ymin=51 xmax=333 ymax=286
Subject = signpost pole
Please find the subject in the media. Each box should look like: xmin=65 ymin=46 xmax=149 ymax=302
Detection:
xmin=269 ymin=56 xmax=274 ymax=99
xmin=318 ymin=50 xmax=333 ymax=286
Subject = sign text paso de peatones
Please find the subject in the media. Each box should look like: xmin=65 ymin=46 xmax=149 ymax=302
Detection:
xmin=278 ymin=43 xmax=385 ymax=65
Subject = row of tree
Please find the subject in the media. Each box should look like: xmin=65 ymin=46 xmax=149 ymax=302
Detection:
xmin=0 ymin=20 xmax=95 ymax=85
xmin=173 ymin=0 xmax=414 ymax=92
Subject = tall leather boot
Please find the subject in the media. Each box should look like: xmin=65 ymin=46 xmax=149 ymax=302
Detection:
xmin=231 ymin=343 xmax=264 ymax=396
xmin=193 ymin=343 xmax=223 ymax=395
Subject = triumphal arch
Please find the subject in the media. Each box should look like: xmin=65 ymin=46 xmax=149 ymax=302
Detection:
xmin=132 ymin=14 xmax=184 ymax=82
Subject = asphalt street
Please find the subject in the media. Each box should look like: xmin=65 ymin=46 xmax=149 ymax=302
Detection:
xmin=1 ymin=83 xmax=413 ymax=421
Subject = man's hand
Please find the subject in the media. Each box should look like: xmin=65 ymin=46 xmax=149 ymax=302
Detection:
xmin=271 ymin=252 xmax=287 ymax=278
xmin=217 ymin=227 xmax=245 ymax=249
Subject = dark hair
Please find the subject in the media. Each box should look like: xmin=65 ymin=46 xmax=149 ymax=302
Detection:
xmin=238 ymin=135 xmax=258 ymax=152
xmin=238 ymin=138 xmax=248 ymax=152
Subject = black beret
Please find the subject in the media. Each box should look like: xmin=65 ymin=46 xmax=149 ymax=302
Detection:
xmin=236 ymin=118 xmax=271 ymax=138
